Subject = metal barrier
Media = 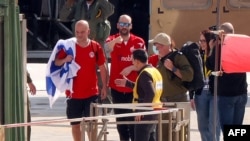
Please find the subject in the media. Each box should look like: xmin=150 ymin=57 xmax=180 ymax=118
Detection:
xmin=0 ymin=102 xmax=190 ymax=141
xmin=84 ymin=102 xmax=190 ymax=141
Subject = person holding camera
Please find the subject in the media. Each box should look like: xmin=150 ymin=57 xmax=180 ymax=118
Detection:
xmin=206 ymin=22 xmax=248 ymax=135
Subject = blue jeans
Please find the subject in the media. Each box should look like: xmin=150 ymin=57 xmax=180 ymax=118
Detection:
xmin=218 ymin=94 xmax=248 ymax=132
xmin=194 ymin=88 xmax=220 ymax=141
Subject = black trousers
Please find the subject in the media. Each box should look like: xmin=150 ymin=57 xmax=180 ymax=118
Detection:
xmin=134 ymin=124 xmax=156 ymax=141
xmin=111 ymin=88 xmax=134 ymax=141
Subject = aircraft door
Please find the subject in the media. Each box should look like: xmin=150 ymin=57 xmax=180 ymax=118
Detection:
xmin=220 ymin=0 xmax=250 ymax=35
xmin=150 ymin=0 xmax=218 ymax=49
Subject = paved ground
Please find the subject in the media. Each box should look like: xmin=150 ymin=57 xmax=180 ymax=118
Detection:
xmin=27 ymin=63 xmax=250 ymax=141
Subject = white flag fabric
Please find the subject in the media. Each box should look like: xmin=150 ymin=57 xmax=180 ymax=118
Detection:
xmin=46 ymin=37 xmax=80 ymax=108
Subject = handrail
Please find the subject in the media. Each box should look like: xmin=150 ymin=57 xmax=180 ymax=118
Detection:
xmin=0 ymin=107 xmax=178 ymax=128
xmin=0 ymin=103 xmax=190 ymax=141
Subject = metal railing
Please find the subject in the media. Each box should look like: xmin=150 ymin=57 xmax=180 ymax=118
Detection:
xmin=86 ymin=102 xmax=190 ymax=141
xmin=0 ymin=102 xmax=190 ymax=141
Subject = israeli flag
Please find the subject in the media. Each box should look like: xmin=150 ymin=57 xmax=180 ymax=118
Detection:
xmin=46 ymin=37 xmax=80 ymax=108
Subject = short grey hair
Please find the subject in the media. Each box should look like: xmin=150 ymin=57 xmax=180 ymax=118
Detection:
xmin=220 ymin=22 xmax=234 ymax=34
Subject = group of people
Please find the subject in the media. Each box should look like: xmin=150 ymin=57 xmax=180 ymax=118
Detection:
xmin=43 ymin=0 xmax=248 ymax=141
xmin=193 ymin=22 xmax=248 ymax=141
xmin=55 ymin=1 xmax=164 ymax=140
xmin=52 ymin=14 xmax=164 ymax=141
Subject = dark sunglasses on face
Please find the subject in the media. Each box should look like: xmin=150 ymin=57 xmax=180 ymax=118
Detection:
xmin=118 ymin=22 xmax=131 ymax=27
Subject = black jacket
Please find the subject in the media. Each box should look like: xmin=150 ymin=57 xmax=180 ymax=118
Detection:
xmin=206 ymin=45 xmax=247 ymax=96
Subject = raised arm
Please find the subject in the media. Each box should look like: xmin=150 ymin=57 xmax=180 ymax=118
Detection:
xmin=98 ymin=0 xmax=114 ymax=19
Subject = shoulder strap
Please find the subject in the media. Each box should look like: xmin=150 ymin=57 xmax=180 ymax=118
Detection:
xmin=168 ymin=51 xmax=179 ymax=62
xmin=91 ymin=40 xmax=98 ymax=61
xmin=160 ymin=51 xmax=179 ymax=64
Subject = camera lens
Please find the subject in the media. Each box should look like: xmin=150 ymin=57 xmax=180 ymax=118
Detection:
xmin=210 ymin=34 xmax=217 ymax=40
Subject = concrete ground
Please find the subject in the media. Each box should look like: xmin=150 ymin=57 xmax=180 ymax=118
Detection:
xmin=27 ymin=63 xmax=250 ymax=141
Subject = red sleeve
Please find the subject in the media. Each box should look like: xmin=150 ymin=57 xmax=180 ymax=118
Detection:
xmin=105 ymin=33 xmax=119 ymax=43
xmin=56 ymin=49 xmax=67 ymax=59
xmin=148 ymin=54 xmax=159 ymax=67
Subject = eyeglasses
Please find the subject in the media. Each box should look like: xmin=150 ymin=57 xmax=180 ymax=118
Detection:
xmin=199 ymin=39 xmax=206 ymax=43
xmin=118 ymin=22 xmax=131 ymax=27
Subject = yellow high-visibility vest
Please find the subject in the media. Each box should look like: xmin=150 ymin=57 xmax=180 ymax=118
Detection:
xmin=133 ymin=67 xmax=163 ymax=109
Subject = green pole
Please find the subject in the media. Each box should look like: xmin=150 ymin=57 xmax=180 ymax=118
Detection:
xmin=3 ymin=0 xmax=25 ymax=140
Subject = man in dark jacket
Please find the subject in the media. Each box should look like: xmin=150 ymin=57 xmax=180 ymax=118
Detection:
xmin=148 ymin=33 xmax=194 ymax=141
xmin=114 ymin=49 xmax=163 ymax=141
xmin=206 ymin=22 xmax=248 ymax=134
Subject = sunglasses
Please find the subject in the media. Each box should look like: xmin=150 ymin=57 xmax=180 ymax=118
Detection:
xmin=118 ymin=22 xmax=131 ymax=27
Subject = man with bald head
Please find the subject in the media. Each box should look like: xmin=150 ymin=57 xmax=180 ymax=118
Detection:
xmin=54 ymin=20 xmax=108 ymax=141
xmin=206 ymin=22 xmax=248 ymax=135
xmin=105 ymin=14 xmax=146 ymax=141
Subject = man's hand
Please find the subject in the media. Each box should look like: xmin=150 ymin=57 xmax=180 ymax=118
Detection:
xmin=100 ymin=86 xmax=107 ymax=100
xmin=164 ymin=59 xmax=174 ymax=71
xmin=106 ymin=36 xmax=123 ymax=52
xmin=190 ymin=99 xmax=196 ymax=110
xmin=114 ymin=79 xmax=127 ymax=87
xmin=28 ymin=82 xmax=36 ymax=95
xmin=64 ymin=55 xmax=74 ymax=63
xmin=55 ymin=55 xmax=73 ymax=66
xmin=135 ymin=115 xmax=142 ymax=121
xmin=114 ymin=36 xmax=123 ymax=44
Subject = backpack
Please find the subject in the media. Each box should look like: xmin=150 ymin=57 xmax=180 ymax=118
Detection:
xmin=171 ymin=41 xmax=205 ymax=91
xmin=96 ymin=20 xmax=111 ymax=40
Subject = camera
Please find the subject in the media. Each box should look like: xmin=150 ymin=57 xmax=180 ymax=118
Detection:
xmin=208 ymin=25 xmax=219 ymax=40
xmin=209 ymin=25 xmax=217 ymax=31
xmin=210 ymin=33 xmax=217 ymax=40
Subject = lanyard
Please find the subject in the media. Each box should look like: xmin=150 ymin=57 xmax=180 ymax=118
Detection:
xmin=204 ymin=54 xmax=211 ymax=78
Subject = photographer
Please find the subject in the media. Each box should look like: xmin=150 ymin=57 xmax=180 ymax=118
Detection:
xmin=206 ymin=22 xmax=248 ymax=136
